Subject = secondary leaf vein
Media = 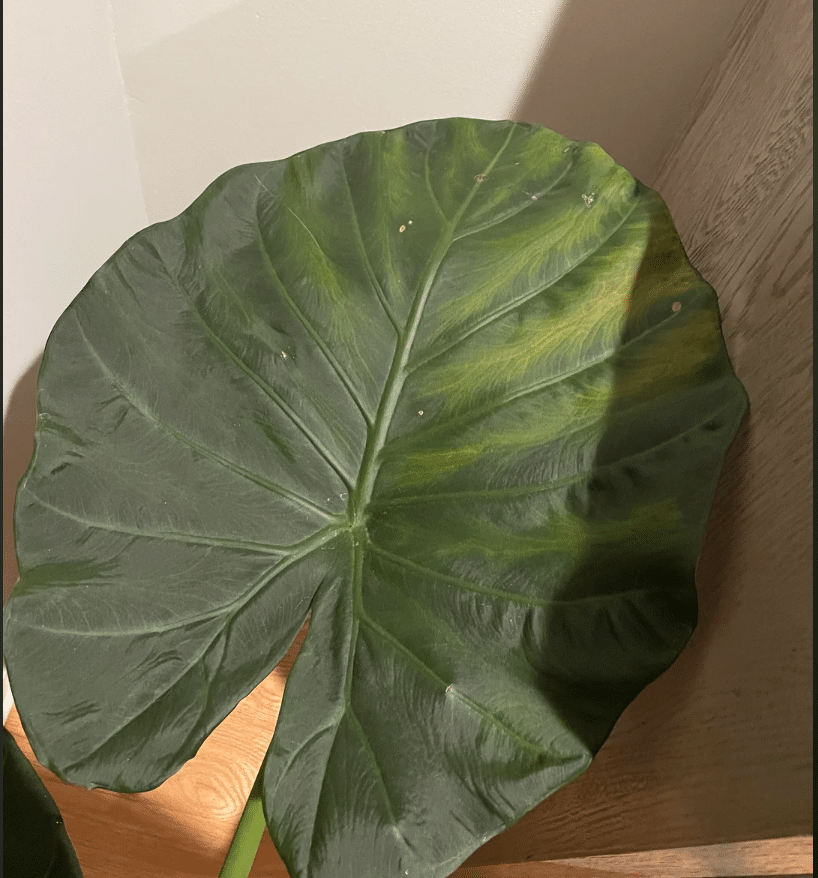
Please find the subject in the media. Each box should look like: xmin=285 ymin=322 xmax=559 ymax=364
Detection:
xmin=368 ymin=543 xmax=673 ymax=610
xmin=450 ymin=145 xmax=577 ymax=243
xmin=254 ymin=193 xmax=375 ymax=425
xmin=408 ymin=195 xmax=641 ymax=374
xmin=17 ymin=527 xmax=339 ymax=637
xmin=146 ymin=243 xmax=355 ymax=489
xmin=358 ymin=612 xmax=549 ymax=758
xmin=73 ymin=311 xmax=337 ymax=521
xmin=338 ymin=165 xmax=401 ymax=334
xmin=27 ymin=493 xmax=291 ymax=555
xmin=391 ymin=302 xmax=681 ymax=448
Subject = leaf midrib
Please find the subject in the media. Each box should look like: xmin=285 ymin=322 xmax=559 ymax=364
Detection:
xmin=294 ymin=128 xmax=521 ymax=866
xmin=351 ymin=125 xmax=518 ymax=523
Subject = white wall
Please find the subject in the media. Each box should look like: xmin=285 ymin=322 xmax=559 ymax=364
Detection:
xmin=113 ymin=0 xmax=571 ymax=221
xmin=113 ymin=0 xmax=750 ymax=223
xmin=2 ymin=0 xmax=148 ymax=415
xmin=2 ymin=0 xmax=149 ymax=715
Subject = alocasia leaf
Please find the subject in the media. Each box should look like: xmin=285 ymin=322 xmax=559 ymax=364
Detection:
xmin=4 ymin=118 xmax=747 ymax=877
xmin=3 ymin=729 xmax=84 ymax=877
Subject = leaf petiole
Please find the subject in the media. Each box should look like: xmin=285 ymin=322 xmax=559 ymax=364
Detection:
xmin=218 ymin=758 xmax=268 ymax=878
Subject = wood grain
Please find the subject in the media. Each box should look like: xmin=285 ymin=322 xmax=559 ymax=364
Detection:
xmin=4 ymin=0 xmax=812 ymax=875
xmin=455 ymin=836 xmax=813 ymax=877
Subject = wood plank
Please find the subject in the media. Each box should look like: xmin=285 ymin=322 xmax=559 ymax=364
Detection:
xmin=453 ymin=837 xmax=813 ymax=877
xmin=6 ymin=705 xmax=812 ymax=878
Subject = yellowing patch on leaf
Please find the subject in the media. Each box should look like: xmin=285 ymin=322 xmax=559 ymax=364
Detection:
xmin=426 ymin=163 xmax=638 ymax=349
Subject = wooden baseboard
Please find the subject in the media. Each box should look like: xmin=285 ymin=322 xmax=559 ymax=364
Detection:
xmin=452 ymin=836 xmax=813 ymax=878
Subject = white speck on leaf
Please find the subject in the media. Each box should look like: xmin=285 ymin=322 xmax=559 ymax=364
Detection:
xmin=582 ymin=193 xmax=594 ymax=207
xmin=408 ymin=220 xmax=413 ymax=225
xmin=446 ymin=684 xmax=453 ymax=694
xmin=530 ymin=195 xmax=537 ymax=201
xmin=399 ymin=225 xmax=406 ymax=233
xmin=281 ymin=351 xmax=287 ymax=358
xmin=418 ymin=410 xmax=424 ymax=416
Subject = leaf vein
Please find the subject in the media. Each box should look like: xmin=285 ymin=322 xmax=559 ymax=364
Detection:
xmin=450 ymin=146 xmax=577 ymax=243
xmin=374 ymin=396 xmax=737 ymax=508
xmin=344 ymin=706 xmax=411 ymax=851
xmin=424 ymin=144 xmax=448 ymax=222
xmin=60 ymin=627 xmax=227 ymax=776
xmin=338 ymin=165 xmax=401 ymax=333
xmin=254 ymin=191 xmax=375 ymax=425
xmin=27 ymin=493 xmax=291 ymax=555
xmin=368 ymin=543 xmax=674 ymax=609
xmin=393 ymin=302 xmax=681 ymax=448
xmin=146 ymin=243 xmax=355 ymax=489
xmin=352 ymin=125 xmax=518 ymax=518
xmin=408 ymin=195 xmax=641 ymax=374
xmin=358 ymin=612 xmax=549 ymax=758
xmin=15 ymin=529 xmax=339 ymax=637
xmin=72 ymin=311 xmax=337 ymax=521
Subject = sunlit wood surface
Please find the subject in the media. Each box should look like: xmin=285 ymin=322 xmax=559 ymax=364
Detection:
xmin=6 ymin=637 xmax=813 ymax=877
xmin=4 ymin=0 xmax=812 ymax=875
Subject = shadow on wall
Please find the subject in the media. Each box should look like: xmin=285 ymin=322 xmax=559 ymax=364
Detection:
xmin=4 ymin=356 xmax=41 ymax=606
xmin=116 ymin=0 xmax=750 ymax=221
xmin=509 ymin=0 xmax=751 ymax=186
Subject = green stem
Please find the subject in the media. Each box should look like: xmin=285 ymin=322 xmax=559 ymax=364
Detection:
xmin=219 ymin=758 xmax=268 ymax=878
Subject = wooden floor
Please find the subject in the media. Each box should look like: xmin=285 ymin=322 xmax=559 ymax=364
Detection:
xmin=4 ymin=0 xmax=812 ymax=875
xmin=5 ymin=625 xmax=813 ymax=877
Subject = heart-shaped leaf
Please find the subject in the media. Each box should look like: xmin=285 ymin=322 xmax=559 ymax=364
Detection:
xmin=3 ymin=729 xmax=84 ymax=877
xmin=5 ymin=118 xmax=746 ymax=877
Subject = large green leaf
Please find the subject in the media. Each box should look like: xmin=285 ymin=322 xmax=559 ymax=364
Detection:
xmin=3 ymin=729 xmax=84 ymax=877
xmin=5 ymin=118 xmax=746 ymax=877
